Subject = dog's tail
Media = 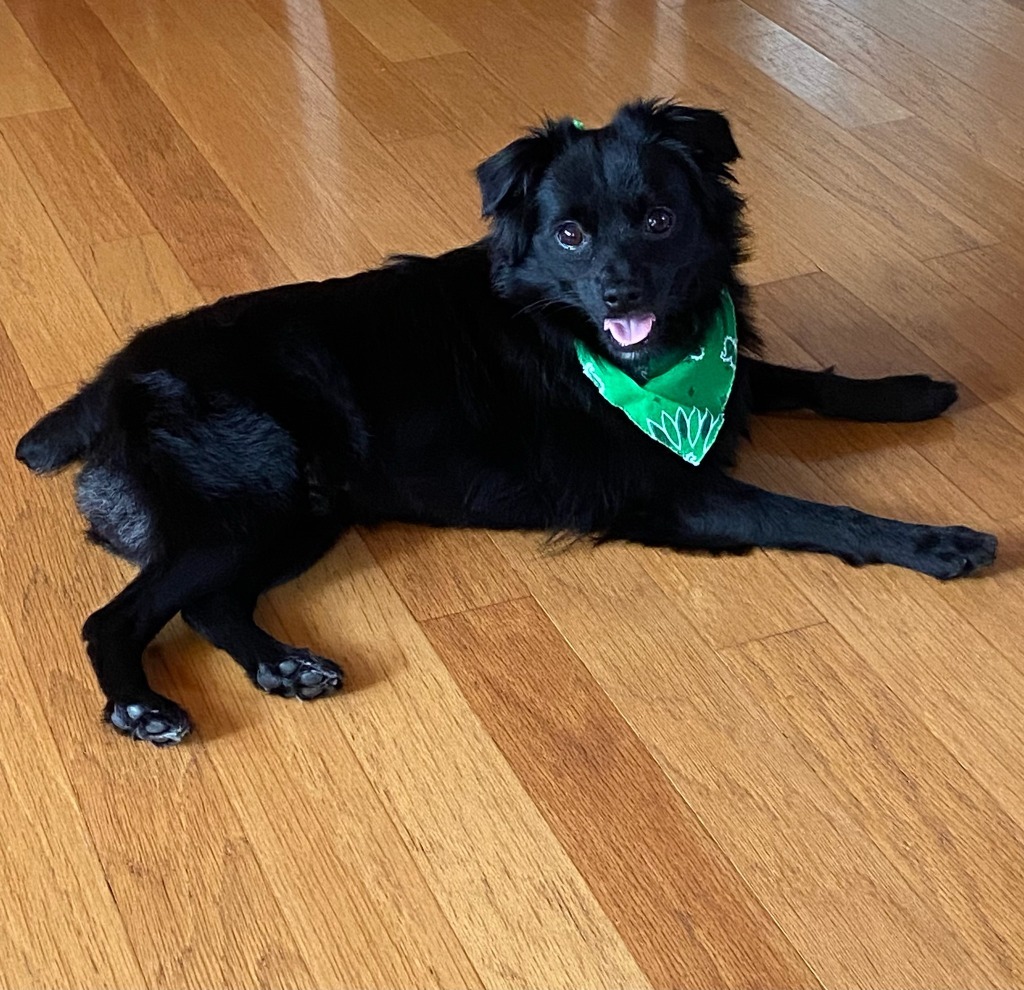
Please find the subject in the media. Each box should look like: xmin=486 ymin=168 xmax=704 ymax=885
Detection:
xmin=16 ymin=380 xmax=107 ymax=474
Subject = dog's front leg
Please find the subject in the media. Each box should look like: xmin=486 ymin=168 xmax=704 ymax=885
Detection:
xmin=745 ymin=358 xmax=958 ymax=422
xmin=609 ymin=476 xmax=996 ymax=579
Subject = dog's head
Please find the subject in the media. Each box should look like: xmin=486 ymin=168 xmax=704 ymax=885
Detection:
xmin=476 ymin=99 xmax=744 ymax=363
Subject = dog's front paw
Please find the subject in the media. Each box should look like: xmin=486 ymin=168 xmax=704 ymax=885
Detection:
xmin=914 ymin=525 xmax=997 ymax=579
xmin=105 ymin=696 xmax=193 ymax=746
xmin=253 ymin=649 xmax=344 ymax=700
xmin=888 ymin=375 xmax=958 ymax=421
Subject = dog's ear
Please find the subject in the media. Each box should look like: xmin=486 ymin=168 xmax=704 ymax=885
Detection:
xmin=617 ymin=99 xmax=740 ymax=171
xmin=476 ymin=118 xmax=578 ymax=264
xmin=476 ymin=120 xmax=567 ymax=216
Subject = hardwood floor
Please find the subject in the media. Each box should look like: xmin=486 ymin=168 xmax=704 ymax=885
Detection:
xmin=1 ymin=0 xmax=1023 ymax=986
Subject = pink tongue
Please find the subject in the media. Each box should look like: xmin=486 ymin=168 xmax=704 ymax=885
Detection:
xmin=604 ymin=313 xmax=655 ymax=346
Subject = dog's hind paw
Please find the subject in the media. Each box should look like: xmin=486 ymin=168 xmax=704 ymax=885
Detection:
xmin=105 ymin=696 xmax=193 ymax=746
xmin=253 ymin=649 xmax=344 ymax=700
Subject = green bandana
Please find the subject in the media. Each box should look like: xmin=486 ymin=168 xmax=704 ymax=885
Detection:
xmin=575 ymin=290 xmax=738 ymax=465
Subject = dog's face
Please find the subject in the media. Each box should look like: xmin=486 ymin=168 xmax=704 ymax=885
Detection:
xmin=477 ymin=100 xmax=742 ymax=365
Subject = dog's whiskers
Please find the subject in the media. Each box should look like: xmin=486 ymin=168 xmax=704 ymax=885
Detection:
xmin=512 ymin=297 xmax=574 ymax=320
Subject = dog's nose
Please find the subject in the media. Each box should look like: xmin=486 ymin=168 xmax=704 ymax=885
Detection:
xmin=603 ymin=283 xmax=643 ymax=310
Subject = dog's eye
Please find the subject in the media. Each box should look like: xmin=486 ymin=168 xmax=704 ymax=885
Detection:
xmin=646 ymin=207 xmax=675 ymax=235
xmin=555 ymin=221 xmax=587 ymax=250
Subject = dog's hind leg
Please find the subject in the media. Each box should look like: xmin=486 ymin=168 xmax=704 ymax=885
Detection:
xmin=745 ymin=358 xmax=958 ymax=422
xmin=82 ymin=544 xmax=251 ymax=745
xmin=182 ymin=590 xmax=343 ymax=700
xmin=181 ymin=528 xmax=344 ymax=700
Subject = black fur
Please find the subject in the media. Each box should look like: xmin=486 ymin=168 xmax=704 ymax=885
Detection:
xmin=15 ymin=99 xmax=996 ymax=745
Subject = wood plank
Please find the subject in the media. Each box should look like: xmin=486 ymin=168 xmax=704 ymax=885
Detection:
xmin=360 ymin=523 xmax=527 ymax=620
xmin=0 ymin=107 xmax=152 ymax=250
xmin=424 ymin=596 xmax=819 ymax=990
xmin=489 ymin=536 xmax=1001 ymax=987
xmin=926 ymin=243 xmax=1024 ymax=344
xmin=856 ymin=116 xmax=1024 ymax=245
xmin=405 ymin=0 xmax=680 ymax=123
xmin=639 ymin=542 xmax=823 ymax=650
xmin=825 ymin=0 xmax=1024 ymax=117
xmin=741 ymin=0 xmax=1024 ymax=185
xmin=677 ymin=0 xmax=911 ymax=128
xmin=76 ymin=233 xmax=205 ymax=336
xmin=88 ymin=0 xmax=471 ymax=271
xmin=1 ymin=109 xmax=203 ymax=335
xmin=0 ymin=0 xmax=69 ymax=117
xmin=719 ymin=624 xmax=1024 ymax=987
xmin=380 ymin=129 xmax=488 ymax=243
xmin=247 ymin=0 xmax=454 ymax=143
xmin=752 ymin=549 xmax=1024 ymax=828
xmin=0 ymin=135 xmax=121 ymax=387
xmin=151 ymin=622 xmax=485 ymax=990
xmin=909 ymin=0 xmax=1024 ymax=59
xmin=327 ymin=0 xmax=464 ymax=62
xmin=7 ymin=0 xmax=292 ymax=300
xmin=754 ymin=272 xmax=1024 ymax=522
xmin=0 ymin=605 xmax=144 ymax=990
xmin=248 ymin=535 xmax=653 ymax=989
xmin=719 ymin=375 xmax=1024 ymax=836
xmin=740 ymin=220 xmax=820 ymax=286
xmin=396 ymin=51 xmax=540 ymax=156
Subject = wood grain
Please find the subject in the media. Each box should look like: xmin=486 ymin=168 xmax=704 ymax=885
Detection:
xmin=0 ymin=107 xmax=152 ymax=251
xmin=0 ymin=607 xmax=144 ymax=990
xmin=424 ymin=596 xmax=818 ymax=990
xmin=360 ymin=523 xmax=527 ymax=620
xmin=720 ymin=624 xmax=1024 ymax=987
xmin=327 ymin=0 xmax=464 ymax=62
xmin=88 ymin=0 xmax=466 ymax=271
xmin=916 ymin=0 xmax=1024 ymax=61
xmin=488 ymin=535 xmax=1001 ymax=987
xmin=826 ymin=0 xmax=1024 ymax=117
xmin=260 ymin=535 xmax=652 ymax=989
xmin=0 ymin=0 xmax=68 ymax=117
xmin=742 ymin=0 xmax=1024 ymax=184
xmin=396 ymin=51 xmax=538 ymax=155
xmin=0 ymin=134 xmax=121 ymax=386
xmin=248 ymin=0 xmax=454 ymax=143
xmin=926 ymin=243 xmax=1024 ymax=342
xmin=681 ymin=0 xmax=912 ymax=128
xmin=7 ymin=0 xmax=292 ymax=299
xmin=76 ymin=233 xmax=205 ymax=336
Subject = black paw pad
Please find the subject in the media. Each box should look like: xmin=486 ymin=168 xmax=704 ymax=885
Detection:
xmin=105 ymin=698 xmax=192 ymax=746
xmin=254 ymin=649 xmax=344 ymax=700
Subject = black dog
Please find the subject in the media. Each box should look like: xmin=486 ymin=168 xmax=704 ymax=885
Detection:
xmin=16 ymin=99 xmax=996 ymax=745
